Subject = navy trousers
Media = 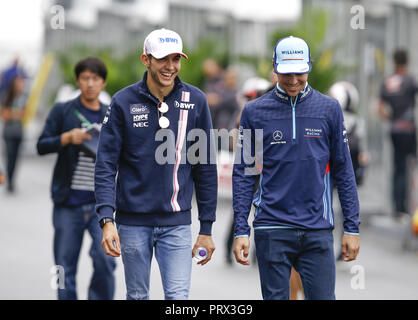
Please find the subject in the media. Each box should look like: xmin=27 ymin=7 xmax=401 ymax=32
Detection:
xmin=255 ymin=228 xmax=335 ymax=300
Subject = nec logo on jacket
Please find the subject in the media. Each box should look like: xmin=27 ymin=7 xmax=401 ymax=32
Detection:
xmin=130 ymin=104 xmax=149 ymax=128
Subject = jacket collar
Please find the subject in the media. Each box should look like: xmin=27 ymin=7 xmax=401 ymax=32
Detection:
xmin=273 ymin=82 xmax=312 ymax=104
xmin=75 ymin=95 xmax=108 ymax=116
xmin=138 ymin=71 xmax=184 ymax=103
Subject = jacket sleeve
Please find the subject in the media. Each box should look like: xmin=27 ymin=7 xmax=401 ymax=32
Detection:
xmin=232 ymin=106 xmax=258 ymax=238
xmin=94 ymin=99 xmax=124 ymax=221
xmin=329 ymin=103 xmax=360 ymax=234
xmin=36 ymin=104 xmax=65 ymax=155
xmin=191 ymin=95 xmax=218 ymax=235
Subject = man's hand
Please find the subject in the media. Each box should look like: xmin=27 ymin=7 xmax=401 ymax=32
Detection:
xmin=0 ymin=173 xmax=5 ymax=185
xmin=61 ymin=128 xmax=91 ymax=146
xmin=233 ymin=237 xmax=250 ymax=266
xmin=0 ymin=107 xmax=12 ymax=121
xmin=101 ymin=222 xmax=121 ymax=257
xmin=192 ymin=234 xmax=215 ymax=266
xmin=377 ymin=99 xmax=391 ymax=120
xmin=341 ymin=234 xmax=360 ymax=262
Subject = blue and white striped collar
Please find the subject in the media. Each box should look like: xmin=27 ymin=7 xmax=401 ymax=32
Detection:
xmin=274 ymin=81 xmax=311 ymax=104
xmin=276 ymin=81 xmax=309 ymax=95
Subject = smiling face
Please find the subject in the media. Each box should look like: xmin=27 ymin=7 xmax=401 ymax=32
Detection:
xmin=141 ymin=53 xmax=181 ymax=98
xmin=276 ymin=72 xmax=309 ymax=97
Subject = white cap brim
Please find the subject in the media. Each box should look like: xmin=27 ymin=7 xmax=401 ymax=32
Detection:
xmin=149 ymin=50 xmax=188 ymax=60
xmin=275 ymin=63 xmax=311 ymax=74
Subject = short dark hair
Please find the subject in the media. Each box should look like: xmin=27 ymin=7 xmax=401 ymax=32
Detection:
xmin=74 ymin=57 xmax=107 ymax=80
xmin=393 ymin=49 xmax=408 ymax=66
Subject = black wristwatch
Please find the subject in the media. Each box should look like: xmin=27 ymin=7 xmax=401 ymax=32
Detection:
xmin=99 ymin=217 xmax=114 ymax=229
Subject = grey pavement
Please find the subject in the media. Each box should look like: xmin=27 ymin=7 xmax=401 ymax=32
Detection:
xmin=1 ymin=138 xmax=418 ymax=300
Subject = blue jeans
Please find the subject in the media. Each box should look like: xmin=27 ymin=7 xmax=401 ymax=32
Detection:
xmin=254 ymin=228 xmax=335 ymax=300
xmin=3 ymin=135 xmax=22 ymax=191
xmin=53 ymin=203 xmax=116 ymax=300
xmin=118 ymin=224 xmax=192 ymax=300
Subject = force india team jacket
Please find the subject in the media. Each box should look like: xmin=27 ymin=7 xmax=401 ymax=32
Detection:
xmin=94 ymin=72 xmax=217 ymax=235
xmin=233 ymin=85 xmax=360 ymax=237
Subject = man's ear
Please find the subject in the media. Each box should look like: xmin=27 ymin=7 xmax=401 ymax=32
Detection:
xmin=141 ymin=54 xmax=150 ymax=68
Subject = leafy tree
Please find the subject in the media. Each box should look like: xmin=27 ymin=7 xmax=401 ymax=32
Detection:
xmin=57 ymin=46 xmax=145 ymax=96
xmin=57 ymin=38 xmax=228 ymax=98
xmin=179 ymin=37 xmax=229 ymax=89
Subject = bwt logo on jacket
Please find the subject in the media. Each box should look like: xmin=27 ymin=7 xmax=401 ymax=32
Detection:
xmin=174 ymin=100 xmax=195 ymax=110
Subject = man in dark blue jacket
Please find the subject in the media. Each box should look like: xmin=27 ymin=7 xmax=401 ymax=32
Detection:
xmin=94 ymin=28 xmax=217 ymax=300
xmin=232 ymin=36 xmax=360 ymax=300
xmin=378 ymin=49 xmax=417 ymax=218
xmin=37 ymin=57 xmax=116 ymax=300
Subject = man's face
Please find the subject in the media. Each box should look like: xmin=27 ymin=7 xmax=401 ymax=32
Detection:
xmin=76 ymin=70 xmax=106 ymax=102
xmin=142 ymin=53 xmax=181 ymax=89
xmin=276 ymin=72 xmax=309 ymax=97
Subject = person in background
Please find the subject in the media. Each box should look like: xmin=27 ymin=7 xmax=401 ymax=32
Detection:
xmin=36 ymin=57 xmax=116 ymax=300
xmin=378 ymin=49 xmax=417 ymax=219
xmin=212 ymin=67 xmax=241 ymax=133
xmin=329 ymin=81 xmax=369 ymax=186
xmin=0 ymin=73 xmax=27 ymax=193
xmin=0 ymin=57 xmax=26 ymax=99
xmin=202 ymin=58 xmax=225 ymax=126
xmin=0 ymin=162 xmax=6 ymax=185
xmin=224 ymin=76 xmax=270 ymax=265
xmin=202 ymin=60 xmax=241 ymax=136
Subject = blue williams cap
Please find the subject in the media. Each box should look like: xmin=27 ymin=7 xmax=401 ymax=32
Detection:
xmin=273 ymin=36 xmax=311 ymax=74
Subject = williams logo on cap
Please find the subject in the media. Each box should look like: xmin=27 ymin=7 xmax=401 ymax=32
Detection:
xmin=273 ymin=36 xmax=311 ymax=74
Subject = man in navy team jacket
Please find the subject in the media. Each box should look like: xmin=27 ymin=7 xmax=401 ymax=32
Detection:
xmin=233 ymin=36 xmax=360 ymax=300
xmin=94 ymin=28 xmax=218 ymax=300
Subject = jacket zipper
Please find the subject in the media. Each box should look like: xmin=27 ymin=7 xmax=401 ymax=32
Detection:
xmin=290 ymin=95 xmax=298 ymax=140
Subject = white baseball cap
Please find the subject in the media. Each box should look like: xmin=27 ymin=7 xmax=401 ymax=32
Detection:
xmin=273 ymin=36 xmax=311 ymax=74
xmin=143 ymin=28 xmax=188 ymax=59
xmin=328 ymin=81 xmax=359 ymax=113
xmin=242 ymin=77 xmax=271 ymax=98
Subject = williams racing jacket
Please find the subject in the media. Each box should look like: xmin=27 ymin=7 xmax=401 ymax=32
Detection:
xmin=233 ymin=84 xmax=360 ymax=237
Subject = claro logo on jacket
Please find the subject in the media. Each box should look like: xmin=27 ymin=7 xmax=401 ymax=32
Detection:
xmin=130 ymin=104 xmax=150 ymax=128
